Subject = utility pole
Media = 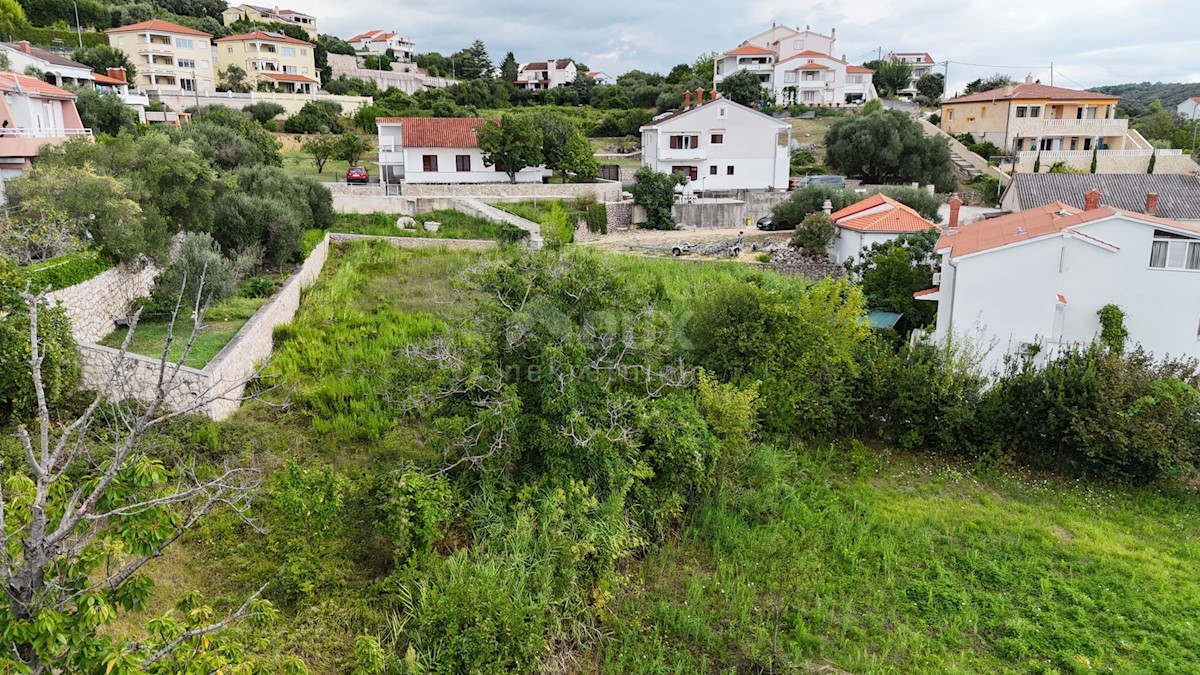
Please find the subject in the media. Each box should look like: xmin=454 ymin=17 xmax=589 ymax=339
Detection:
xmin=1191 ymin=101 xmax=1199 ymax=156
xmin=942 ymin=60 xmax=949 ymax=100
xmin=1050 ymin=61 xmax=1054 ymax=86
xmin=73 ymin=2 xmax=83 ymax=48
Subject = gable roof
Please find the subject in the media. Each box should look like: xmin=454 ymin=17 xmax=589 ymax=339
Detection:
xmin=106 ymin=19 xmax=212 ymax=36
xmin=1006 ymin=174 xmax=1200 ymax=221
xmin=891 ymin=52 xmax=935 ymax=64
xmin=724 ymin=45 xmax=776 ymax=56
xmin=640 ymin=95 xmax=788 ymax=130
xmin=846 ymin=65 xmax=874 ymax=74
xmin=0 ymin=72 xmax=76 ymax=100
xmin=832 ymin=194 xmax=937 ymax=233
xmin=777 ymin=50 xmax=843 ymax=66
xmin=91 ymin=71 xmax=126 ymax=85
xmin=348 ymin=30 xmax=382 ymax=42
xmin=943 ymin=83 xmax=1119 ymax=105
xmin=937 ymin=201 xmax=1200 ymax=258
xmin=217 ymin=30 xmax=312 ymax=45
xmin=262 ymin=72 xmax=319 ymax=83
xmin=0 ymin=43 xmax=92 ymax=70
xmin=796 ymin=62 xmax=830 ymax=70
xmin=376 ymin=117 xmax=488 ymax=148
xmin=520 ymin=60 xmax=574 ymax=71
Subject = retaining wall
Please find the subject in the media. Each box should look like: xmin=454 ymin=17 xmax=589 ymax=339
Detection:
xmin=146 ymin=90 xmax=373 ymax=116
xmin=397 ymin=181 xmax=622 ymax=201
xmin=46 ymin=265 xmax=158 ymax=343
xmin=1014 ymin=152 xmax=1200 ymax=175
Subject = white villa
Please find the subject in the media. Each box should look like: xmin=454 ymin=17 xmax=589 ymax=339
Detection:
xmin=888 ymin=52 xmax=936 ymax=99
xmin=829 ymin=194 xmax=938 ymax=265
xmin=516 ymin=60 xmax=577 ymax=91
xmin=714 ymin=24 xmax=876 ymax=105
xmin=1178 ymin=97 xmax=1200 ymax=121
xmin=640 ymin=91 xmax=791 ymax=191
xmin=376 ymin=117 xmax=543 ymax=184
xmin=917 ymin=191 xmax=1200 ymax=374
xmin=347 ymin=30 xmax=414 ymax=61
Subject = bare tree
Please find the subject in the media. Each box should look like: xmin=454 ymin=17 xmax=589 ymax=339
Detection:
xmin=1 ymin=276 xmax=271 ymax=671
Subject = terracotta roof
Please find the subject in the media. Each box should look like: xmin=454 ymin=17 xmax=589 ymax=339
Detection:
xmin=776 ymin=50 xmax=844 ymax=67
xmin=348 ymin=30 xmax=381 ymax=42
xmin=521 ymin=60 xmax=574 ymax=71
xmin=796 ymin=62 xmax=830 ymax=70
xmin=376 ymin=117 xmax=489 ymax=148
xmin=261 ymin=72 xmax=319 ymax=83
xmin=1007 ymin=174 xmax=1200 ymax=220
xmin=1056 ymin=294 xmax=1068 ymax=304
xmin=833 ymin=194 xmax=938 ymax=233
xmin=724 ymin=45 xmax=776 ymax=56
xmin=937 ymin=202 xmax=1200 ymax=258
xmin=892 ymin=52 xmax=935 ymax=64
xmin=1 ymin=43 xmax=90 ymax=69
xmin=943 ymin=83 xmax=1119 ymax=105
xmin=91 ymin=72 xmax=126 ymax=85
xmin=913 ymin=287 xmax=940 ymax=298
xmin=0 ymin=72 xmax=76 ymax=99
xmin=217 ymin=30 xmax=312 ymax=45
xmin=846 ymin=65 xmax=874 ymax=74
xmin=106 ymin=19 xmax=212 ymax=36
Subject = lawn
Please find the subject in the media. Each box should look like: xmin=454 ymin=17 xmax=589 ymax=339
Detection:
xmin=789 ymin=116 xmax=840 ymax=165
xmin=326 ymin=210 xmax=529 ymax=242
xmin=281 ymin=149 xmax=379 ymax=184
xmin=99 ymin=296 xmax=267 ymax=369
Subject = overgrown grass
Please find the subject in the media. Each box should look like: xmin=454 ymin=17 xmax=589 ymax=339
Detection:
xmin=98 ymin=296 xmax=267 ymax=368
xmin=600 ymin=442 xmax=1200 ymax=673
xmin=281 ymin=149 xmax=379 ymax=183
xmin=320 ymin=210 xmax=529 ymax=242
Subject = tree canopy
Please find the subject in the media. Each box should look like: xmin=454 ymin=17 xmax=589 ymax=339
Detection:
xmin=477 ymin=114 xmax=543 ymax=183
xmin=824 ymin=109 xmax=957 ymax=191
xmin=717 ymin=70 xmax=762 ymax=106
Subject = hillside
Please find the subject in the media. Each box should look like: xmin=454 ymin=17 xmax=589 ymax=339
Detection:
xmin=1089 ymin=82 xmax=1200 ymax=116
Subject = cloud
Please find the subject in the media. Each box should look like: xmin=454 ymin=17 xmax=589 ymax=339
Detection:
xmin=282 ymin=0 xmax=1198 ymax=89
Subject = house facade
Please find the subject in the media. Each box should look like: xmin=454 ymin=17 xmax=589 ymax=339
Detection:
xmin=586 ymin=71 xmax=611 ymax=85
xmin=0 ymin=41 xmax=95 ymax=88
xmin=92 ymin=68 xmax=150 ymax=120
xmin=222 ymin=4 xmax=317 ymax=37
xmin=640 ymin=92 xmax=791 ymax=191
xmin=376 ymin=117 xmax=543 ymax=184
xmin=347 ymin=30 xmax=414 ymax=61
xmin=715 ymin=25 xmax=875 ymax=104
xmin=516 ymin=60 xmax=577 ymax=91
xmin=1001 ymin=174 xmax=1200 ymax=224
xmin=829 ymin=194 xmax=938 ymax=265
xmin=888 ymin=52 xmax=936 ymax=99
xmin=918 ymin=192 xmax=1200 ymax=374
xmin=1178 ymin=97 xmax=1200 ymax=121
xmin=107 ymin=20 xmax=215 ymax=92
xmin=215 ymin=30 xmax=319 ymax=93
xmin=0 ymin=73 xmax=91 ymax=179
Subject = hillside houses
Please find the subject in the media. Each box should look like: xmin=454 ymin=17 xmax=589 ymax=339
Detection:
xmin=714 ymin=24 xmax=877 ymax=105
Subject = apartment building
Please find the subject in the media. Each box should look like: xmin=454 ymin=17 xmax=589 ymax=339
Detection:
xmin=516 ymin=60 xmax=577 ymax=91
xmin=348 ymin=30 xmax=415 ymax=61
xmin=888 ymin=52 xmax=936 ymax=99
xmin=222 ymin=4 xmax=317 ymax=38
xmin=215 ymin=30 xmax=319 ymax=94
xmin=106 ymin=19 xmax=215 ymax=92
xmin=715 ymin=24 xmax=876 ymax=104
xmin=0 ymin=72 xmax=91 ymax=178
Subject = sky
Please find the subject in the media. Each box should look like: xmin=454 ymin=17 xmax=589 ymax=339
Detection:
xmin=289 ymin=0 xmax=1200 ymax=93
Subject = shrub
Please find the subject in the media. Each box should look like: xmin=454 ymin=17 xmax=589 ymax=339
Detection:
xmin=630 ymin=166 xmax=685 ymax=230
xmin=928 ymin=113 xmax=941 ymax=126
xmin=373 ymin=470 xmax=453 ymax=560
xmin=874 ymin=185 xmax=942 ymax=221
xmin=0 ymin=258 xmax=79 ymax=425
xmin=584 ymin=202 xmax=608 ymax=234
xmin=149 ymin=232 xmax=249 ymax=313
xmin=243 ymin=101 xmax=286 ymax=125
xmin=22 ymin=249 xmax=111 ymax=292
xmin=539 ymin=202 xmax=574 ymax=249
xmin=789 ymin=212 xmax=836 ymax=257
xmin=284 ymin=100 xmax=344 ymax=134
xmin=772 ymin=185 xmax=854 ymax=228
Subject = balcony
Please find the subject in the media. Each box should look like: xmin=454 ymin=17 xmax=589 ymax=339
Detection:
xmin=658 ymin=147 xmax=706 ymax=161
xmin=1010 ymin=116 xmax=1128 ymax=138
xmin=0 ymin=128 xmax=93 ymax=160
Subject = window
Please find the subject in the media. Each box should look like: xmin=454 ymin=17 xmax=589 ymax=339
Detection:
xmin=178 ymin=59 xmax=195 ymax=68
xmin=180 ymin=78 xmax=195 ymax=92
xmin=709 ymin=165 xmax=718 ymax=175
xmin=948 ymin=109 xmax=954 ymax=121
xmin=710 ymin=133 xmax=724 ymax=144
xmin=1029 ymin=106 xmax=1041 ymax=118
xmin=668 ymin=135 xmax=699 ymax=149
xmin=175 ymin=38 xmax=194 ymax=49
xmin=301 ymin=48 xmax=308 ymax=56
xmin=726 ymin=165 xmax=735 ymax=175
xmin=793 ymin=40 xmax=804 ymax=49
xmin=455 ymin=155 xmax=471 ymax=172
xmin=848 ymin=75 xmax=862 ymax=84
xmin=980 ymin=106 xmax=987 ymax=118
xmin=1149 ymin=231 xmax=1200 ymax=270
xmin=118 ymin=37 xmax=125 ymax=46
xmin=227 ymin=46 xmax=234 ymax=53
xmin=717 ymin=106 xmax=727 ymax=119
xmin=785 ymin=71 xmax=797 ymax=83
xmin=671 ymin=166 xmax=698 ymax=181
xmin=422 ymin=155 xmax=438 ymax=172
xmin=284 ymin=65 xmax=297 ymax=74
xmin=301 ymin=66 xmax=309 ymax=74
xmin=282 ymin=47 xmax=297 ymax=57
xmin=1016 ymin=106 xmax=1027 ymax=118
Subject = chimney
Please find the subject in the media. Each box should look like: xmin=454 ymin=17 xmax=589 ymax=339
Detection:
xmin=694 ymin=87 xmax=704 ymax=105
xmin=683 ymin=90 xmax=692 ymax=108
xmin=1024 ymin=74 xmax=1033 ymax=84
xmin=1084 ymin=188 xmax=1102 ymax=211
xmin=1145 ymin=192 xmax=1159 ymax=216
xmin=17 ymin=40 xmax=30 ymax=53
xmin=822 ymin=199 xmax=833 ymax=216
xmin=1004 ymin=83 xmax=1014 ymax=96
xmin=947 ymin=194 xmax=963 ymax=232
xmin=106 ymin=67 xmax=127 ymax=83
xmin=710 ymin=89 xmax=718 ymax=102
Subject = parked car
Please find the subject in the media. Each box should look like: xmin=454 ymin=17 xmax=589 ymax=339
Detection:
xmin=789 ymin=174 xmax=846 ymax=190
xmin=346 ymin=166 xmax=369 ymax=184
xmin=756 ymin=215 xmax=794 ymax=231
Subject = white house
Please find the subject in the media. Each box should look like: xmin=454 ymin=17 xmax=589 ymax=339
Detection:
xmin=917 ymin=192 xmax=1200 ymax=375
xmin=586 ymin=70 xmax=612 ymax=85
xmin=888 ymin=52 xmax=936 ymax=99
xmin=0 ymin=41 xmax=95 ymax=88
xmin=1001 ymin=173 xmax=1200 ymax=225
xmin=829 ymin=194 xmax=938 ymax=265
xmin=640 ymin=91 xmax=791 ymax=191
xmin=516 ymin=60 xmax=577 ymax=91
xmin=1178 ymin=97 xmax=1200 ymax=121
xmin=714 ymin=24 xmax=876 ymax=105
xmin=347 ymin=30 xmax=414 ymax=61
xmin=376 ymin=117 xmax=543 ymax=184
xmin=0 ymin=72 xmax=91 ymax=184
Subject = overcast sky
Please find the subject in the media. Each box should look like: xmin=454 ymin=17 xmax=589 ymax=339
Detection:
xmin=290 ymin=0 xmax=1199 ymax=93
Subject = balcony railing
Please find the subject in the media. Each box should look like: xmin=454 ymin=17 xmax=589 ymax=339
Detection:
xmin=1015 ymin=148 xmax=1181 ymax=159
xmin=1 ymin=128 xmax=93 ymax=139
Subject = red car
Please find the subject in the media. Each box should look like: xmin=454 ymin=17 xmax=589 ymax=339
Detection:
xmin=346 ymin=166 xmax=369 ymax=184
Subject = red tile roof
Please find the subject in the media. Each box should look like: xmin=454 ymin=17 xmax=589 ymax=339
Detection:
xmin=724 ymin=45 xmax=776 ymax=56
xmin=0 ymin=72 xmax=76 ymax=99
xmin=892 ymin=52 xmax=935 ymax=64
xmin=261 ymin=72 xmax=319 ymax=83
xmin=943 ymin=83 xmax=1119 ymax=105
xmin=832 ymin=194 xmax=937 ymax=233
xmin=777 ymin=50 xmax=843 ymax=66
xmin=913 ymin=287 xmax=940 ymax=298
xmin=521 ymin=60 xmax=574 ymax=71
xmin=217 ymin=30 xmax=312 ymax=45
xmin=376 ymin=117 xmax=489 ymax=148
xmin=106 ymin=19 xmax=212 ymax=36
xmin=796 ymin=62 xmax=830 ymax=70
xmin=91 ymin=72 xmax=126 ymax=85
xmin=846 ymin=65 xmax=874 ymax=74
xmin=348 ymin=30 xmax=380 ymax=42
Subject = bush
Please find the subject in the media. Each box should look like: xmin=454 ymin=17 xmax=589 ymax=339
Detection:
xmin=630 ymin=166 xmax=685 ymax=230
xmin=928 ymin=113 xmax=941 ymax=126
xmin=284 ymin=100 xmax=344 ymax=134
xmin=539 ymin=202 xmax=575 ymax=249
xmin=825 ymin=108 xmax=957 ymax=191
xmin=584 ymin=203 xmax=608 ymax=234
xmin=789 ymin=212 xmax=835 ymax=256
xmin=22 ymin=249 xmax=111 ymax=292
xmin=0 ymin=259 xmax=79 ymax=425
xmin=874 ymin=186 xmax=942 ymax=221
xmin=373 ymin=470 xmax=453 ymax=560
xmin=243 ymin=101 xmax=287 ymax=125
xmin=149 ymin=232 xmax=248 ymax=313
xmin=771 ymin=185 xmax=854 ymax=228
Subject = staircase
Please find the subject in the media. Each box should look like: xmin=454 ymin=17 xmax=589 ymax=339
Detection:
xmin=949 ymin=145 xmax=984 ymax=180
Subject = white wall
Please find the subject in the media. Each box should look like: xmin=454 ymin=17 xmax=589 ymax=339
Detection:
xmin=401 ymin=147 xmax=541 ymax=184
xmin=642 ymin=102 xmax=790 ymax=191
xmin=1178 ymin=100 xmax=1200 ymax=121
xmin=830 ymin=229 xmax=899 ymax=266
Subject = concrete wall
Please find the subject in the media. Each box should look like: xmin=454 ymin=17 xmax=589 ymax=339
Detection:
xmin=1014 ymin=150 xmax=1199 ymax=175
xmin=398 ymin=181 xmax=622 ymax=201
xmin=920 ymin=118 xmax=1012 ymax=185
xmin=670 ymin=191 xmax=790 ymax=230
xmin=46 ymin=265 xmax=158 ymax=344
xmin=328 ymin=53 xmax=456 ymax=93
xmin=147 ymin=90 xmax=373 ymax=116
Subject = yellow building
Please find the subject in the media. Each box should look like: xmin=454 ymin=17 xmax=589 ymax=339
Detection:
xmin=221 ymin=4 xmax=317 ymax=38
xmin=106 ymin=19 xmax=216 ymax=92
xmin=215 ymin=30 xmax=319 ymax=94
xmin=939 ymin=78 xmax=1127 ymax=154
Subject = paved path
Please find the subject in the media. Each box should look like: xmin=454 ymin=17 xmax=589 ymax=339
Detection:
xmin=454 ymin=198 xmax=544 ymax=249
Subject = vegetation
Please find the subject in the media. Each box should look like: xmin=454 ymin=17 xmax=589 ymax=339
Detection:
xmin=825 ymin=108 xmax=957 ymax=191
xmin=1090 ymin=81 xmax=1200 ymax=117
xmin=845 ymin=228 xmax=940 ymax=329
xmin=961 ymin=73 xmax=1014 ymax=96
xmin=477 ymin=114 xmax=543 ymax=183
xmin=19 ymin=248 xmax=111 ymax=291
xmin=771 ymin=185 xmax=942 ymax=229
xmin=630 ymin=166 xmax=686 ymax=230
xmin=788 ymin=211 xmax=836 ymax=255
xmin=716 ymin=70 xmax=762 ymax=106
xmin=323 ymin=210 xmax=530 ymax=243
xmin=100 ymin=294 xmax=268 ymax=368
xmin=863 ymin=58 xmax=913 ymax=98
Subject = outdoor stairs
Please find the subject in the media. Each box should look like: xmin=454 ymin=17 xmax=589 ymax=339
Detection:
xmin=454 ymin=198 xmax=544 ymax=249
xmin=950 ymin=146 xmax=984 ymax=180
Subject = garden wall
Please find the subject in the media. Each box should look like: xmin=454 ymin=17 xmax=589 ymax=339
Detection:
xmin=46 ymin=265 xmax=158 ymax=343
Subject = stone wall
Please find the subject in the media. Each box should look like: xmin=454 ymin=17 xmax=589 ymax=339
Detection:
xmin=46 ymin=265 xmax=158 ymax=343
xmin=398 ymin=181 xmax=622 ymax=202
xmin=327 ymin=54 xmax=457 ymax=93
xmin=146 ymin=90 xmax=373 ymax=116
xmin=606 ymin=201 xmax=634 ymax=231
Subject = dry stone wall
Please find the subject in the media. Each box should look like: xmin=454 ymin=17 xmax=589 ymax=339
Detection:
xmin=46 ymin=265 xmax=158 ymax=344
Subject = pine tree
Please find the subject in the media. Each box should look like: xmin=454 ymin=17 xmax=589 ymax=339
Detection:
xmin=452 ymin=39 xmax=493 ymax=80
xmin=500 ymin=52 xmax=518 ymax=83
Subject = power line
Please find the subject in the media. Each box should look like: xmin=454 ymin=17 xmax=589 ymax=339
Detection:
xmin=944 ymin=59 xmax=1050 ymax=71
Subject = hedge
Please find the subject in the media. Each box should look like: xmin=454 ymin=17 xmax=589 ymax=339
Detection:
xmin=13 ymin=26 xmax=109 ymax=49
xmin=23 ymin=250 xmax=112 ymax=292
xmin=584 ymin=203 xmax=608 ymax=234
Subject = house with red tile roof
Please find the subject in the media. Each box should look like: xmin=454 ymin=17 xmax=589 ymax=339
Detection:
xmin=829 ymin=194 xmax=938 ymax=265
xmin=221 ymin=4 xmax=317 ymax=38
xmin=0 ymin=72 xmax=91 ymax=181
xmin=516 ymin=60 xmax=577 ymax=92
xmin=216 ymin=30 xmax=318 ymax=94
xmin=887 ymin=52 xmax=937 ymax=99
xmin=714 ymin=24 xmax=876 ymax=105
xmin=347 ymin=30 xmax=414 ymax=61
xmin=916 ymin=191 xmax=1200 ymax=373
xmin=106 ymin=20 xmax=216 ymax=92
xmin=1177 ymin=97 xmax=1200 ymax=121
xmin=376 ymin=117 xmax=544 ymax=184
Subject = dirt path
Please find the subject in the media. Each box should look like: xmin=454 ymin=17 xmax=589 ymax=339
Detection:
xmin=583 ymin=226 xmax=794 ymax=263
